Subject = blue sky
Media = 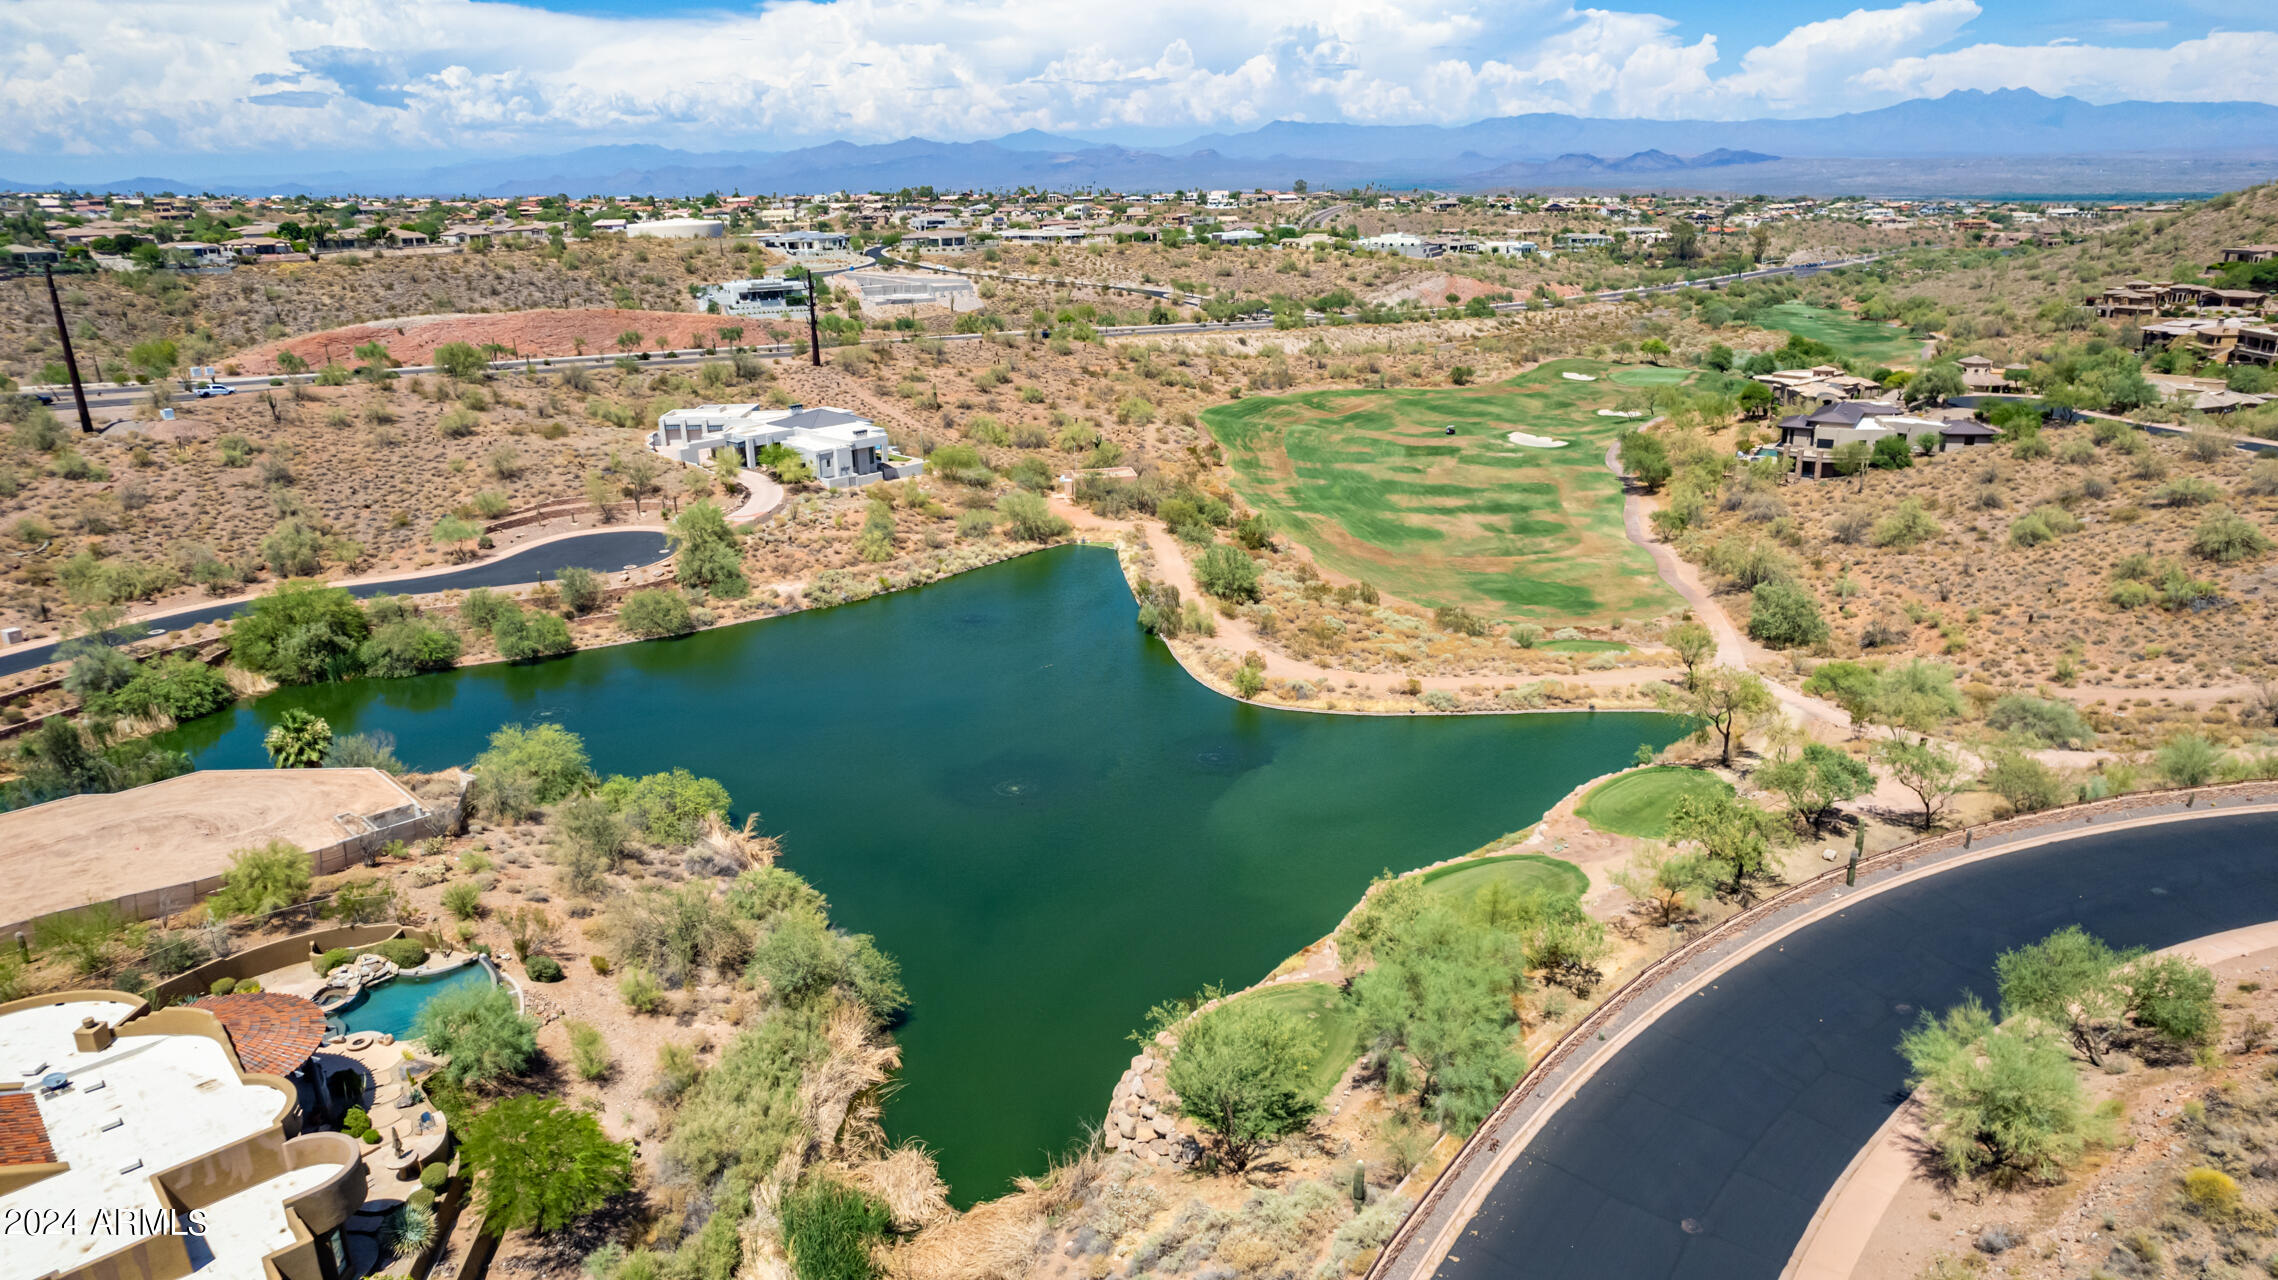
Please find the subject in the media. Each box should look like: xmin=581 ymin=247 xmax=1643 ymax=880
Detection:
xmin=2 ymin=0 xmax=2273 ymax=173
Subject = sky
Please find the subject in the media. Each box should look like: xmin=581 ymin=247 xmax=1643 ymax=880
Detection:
xmin=4 ymin=0 xmax=2276 ymax=177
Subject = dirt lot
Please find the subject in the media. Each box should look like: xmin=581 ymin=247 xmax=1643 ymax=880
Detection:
xmin=0 ymin=766 xmax=417 ymax=928
xmin=227 ymin=308 xmax=802 ymax=375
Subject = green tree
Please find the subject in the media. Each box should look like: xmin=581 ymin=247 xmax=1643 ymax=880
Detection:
xmin=2155 ymin=731 xmax=2223 ymax=787
xmin=1876 ymin=736 xmax=1968 ymax=829
xmin=1801 ymin=660 xmax=1881 ymax=721
xmin=996 ymin=490 xmax=1070 ymax=541
xmin=1900 ymin=997 xmax=2105 ymax=1183
xmin=2127 ymin=953 xmax=2218 ymax=1049
xmin=228 ymin=583 xmax=371 ymax=684
xmin=1996 ymin=925 xmax=2130 ymax=1065
xmin=1664 ymin=621 xmax=1715 ymax=687
xmin=472 ymin=722 xmax=593 ymax=821
xmin=1747 ymin=579 xmax=1828 ymax=649
xmin=1865 ymin=659 xmax=1965 ymax=734
xmin=1902 ymin=363 xmax=1965 ymax=409
xmin=360 ymin=618 xmax=463 ymax=678
xmin=1619 ymin=430 xmax=1672 ymax=490
xmin=1756 ymin=742 xmax=1873 ymax=833
xmin=264 ymin=708 xmax=332 ymax=768
xmin=1982 ymin=746 xmax=2064 ymax=815
xmin=1194 ymin=545 xmax=1261 ymax=602
xmin=1666 ymin=791 xmax=1783 ymax=901
xmin=595 ymin=768 xmax=732 ymax=846
xmin=618 ymin=587 xmax=695 ymax=638
xmin=1351 ymin=903 xmax=1525 ymax=1128
xmin=414 ymin=982 xmax=538 ymax=1087
xmin=492 ymin=606 xmax=574 ymax=662
xmin=431 ymin=516 xmax=481 ymax=562
xmin=555 ymin=566 xmax=605 ymax=614
xmin=432 ymin=342 xmax=487 ymax=381
xmin=855 ymin=500 xmax=896 ymax=563
xmin=1985 ymin=695 xmax=2094 ymax=749
xmin=669 ymin=501 xmax=749 ymax=597
xmin=1654 ymin=666 xmax=1772 ymax=766
xmin=551 ymin=795 xmax=629 ymax=895
xmin=1166 ymin=998 xmax=1322 ymax=1172
xmin=208 ymin=839 xmax=312 ymax=918
xmin=459 ymin=1095 xmax=631 ymax=1235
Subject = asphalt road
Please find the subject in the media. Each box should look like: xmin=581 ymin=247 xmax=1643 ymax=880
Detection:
xmin=0 ymin=528 xmax=671 ymax=678
xmin=1439 ymin=809 xmax=2278 ymax=1280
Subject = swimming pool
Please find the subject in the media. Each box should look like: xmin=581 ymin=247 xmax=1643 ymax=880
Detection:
xmin=328 ymin=962 xmax=497 ymax=1040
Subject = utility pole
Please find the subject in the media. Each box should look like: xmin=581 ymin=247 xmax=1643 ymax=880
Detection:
xmin=803 ymin=268 xmax=822 ymax=367
xmin=43 ymin=265 xmax=96 ymax=434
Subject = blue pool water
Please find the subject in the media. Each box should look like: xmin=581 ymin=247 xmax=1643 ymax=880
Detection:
xmin=330 ymin=964 xmax=496 ymax=1040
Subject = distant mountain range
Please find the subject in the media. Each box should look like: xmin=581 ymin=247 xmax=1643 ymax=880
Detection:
xmin=7 ymin=90 xmax=2278 ymax=198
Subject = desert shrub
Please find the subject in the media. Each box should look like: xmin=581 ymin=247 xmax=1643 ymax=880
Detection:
xmin=617 ymin=966 xmax=664 ymax=1013
xmin=748 ymin=908 xmax=906 ymax=1022
xmin=2151 ymin=476 xmax=2222 ymax=507
xmin=555 ymin=566 xmax=605 ymax=614
xmin=619 ymin=587 xmax=695 ymax=637
xmin=526 ymin=955 xmax=564 ymax=982
xmin=2189 ymin=509 xmax=2271 ymax=563
xmin=594 ymin=768 xmax=731 ymax=847
xmin=1985 ymin=695 xmax=2094 ymax=748
xmin=413 ymin=982 xmax=537 ymax=1086
xmin=1194 ymin=546 xmax=1261 ymax=602
xmin=472 ymin=723 xmax=592 ymax=821
xmin=1870 ymin=498 xmax=1941 ymax=549
xmin=995 ymin=490 xmax=1070 ymax=541
xmin=2155 ymin=732 xmax=2223 ymax=787
xmin=2184 ymin=1167 xmax=2241 ymax=1218
xmin=372 ymin=938 xmax=428 ymax=968
xmin=1747 ymin=579 xmax=1828 ymax=649
xmin=208 ymin=840 xmax=312 ymax=919
xmin=315 ymin=947 xmax=354 ymax=977
xmin=1901 ymin=997 xmax=2108 ymax=1183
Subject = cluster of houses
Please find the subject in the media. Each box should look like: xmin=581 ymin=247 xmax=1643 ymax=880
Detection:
xmin=2089 ymin=248 xmax=2278 ymax=370
xmin=1758 ymin=362 xmax=2005 ymax=478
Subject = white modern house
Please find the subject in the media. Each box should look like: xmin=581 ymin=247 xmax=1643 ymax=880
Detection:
xmin=1357 ymin=232 xmax=1438 ymax=258
xmin=695 ymin=276 xmax=810 ymax=317
xmin=758 ymin=229 xmax=851 ymax=255
xmin=650 ymin=404 xmax=923 ymax=489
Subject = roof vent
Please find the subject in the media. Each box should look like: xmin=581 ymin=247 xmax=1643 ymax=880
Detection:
xmin=38 ymin=1072 xmax=68 ymax=1093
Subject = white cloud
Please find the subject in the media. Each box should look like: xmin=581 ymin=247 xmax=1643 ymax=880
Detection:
xmin=1856 ymin=29 xmax=2278 ymax=103
xmin=0 ymin=0 xmax=2269 ymax=162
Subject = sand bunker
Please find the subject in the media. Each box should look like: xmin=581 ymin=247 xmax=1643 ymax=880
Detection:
xmin=1506 ymin=431 xmax=1569 ymax=448
xmin=1562 ymin=372 xmax=1597 ymax=382
xmin=1597 ymin=409 xmax=1645 ymax=418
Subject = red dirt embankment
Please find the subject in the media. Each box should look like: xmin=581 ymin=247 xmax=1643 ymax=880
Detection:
xmin=231 ymin=308 xmax=802 ymax=373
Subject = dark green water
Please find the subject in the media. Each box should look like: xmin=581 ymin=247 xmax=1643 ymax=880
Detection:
xmin=163 ymin=546 xmax=1679 ymax=1202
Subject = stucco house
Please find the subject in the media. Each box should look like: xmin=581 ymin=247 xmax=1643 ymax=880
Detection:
xmin=650 ymin=404 xmax=922 ymax=489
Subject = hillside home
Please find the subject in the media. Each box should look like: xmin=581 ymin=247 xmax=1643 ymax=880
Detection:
xmin=1558 ymin=233 xmax=1612 ymax=250
xmin=1775 ymin=402 xmax=1996 ymax=477
xmin=2237 ymin=326 xmax=2278 ymax=367
xmin=0 ymin=990 xmax=366 ymax=1280
xmin=1754 ymin=365 xmax=1883 ymax=408
xmin=1357 ymin=232 xmax=1437 ymax=258
xmin=758 ymin=229 xmax=850 ymax=255
xmin=695 ymin=276 xmax=809 ymax=317
xmin=650 ymin=404 xmax=922 ymax=489
xmin=2220 ymin=246 xmax=2278 ymax=263
xmin=1956 ymin=355 xmax=2020 ymax=394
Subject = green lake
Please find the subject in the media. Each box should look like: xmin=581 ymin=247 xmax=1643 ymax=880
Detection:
xmin=163 ymin=545 xmax=1681 ymax=1202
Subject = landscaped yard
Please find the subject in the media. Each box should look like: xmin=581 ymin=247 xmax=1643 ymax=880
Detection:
xmin=1575 ymin=766 xmax=1735 ymax=838
xmin=1223 ymin=981 xmax=1365 ymax=1103
xmin=1757 ymin=302 xmax=1923 ymax=367
xmin=1420 ymin=852 xmax=1589 ymax=907
xmin=1202 ymin=360 xmax=1682 ymax=625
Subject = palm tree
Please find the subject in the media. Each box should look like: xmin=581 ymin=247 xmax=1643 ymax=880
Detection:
xmin=264 ymin=709 xmax=332 ymax=768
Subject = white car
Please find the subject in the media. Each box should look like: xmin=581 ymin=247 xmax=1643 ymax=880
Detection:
xmin=194 ymin=383 xmax=235 ymax=397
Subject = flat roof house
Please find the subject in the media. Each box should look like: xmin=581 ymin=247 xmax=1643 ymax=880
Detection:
xmin=696 ymin=276 xmax=810 ymax=317
xmin=758 ymin=229 xmax=848 ymax=254
xmin=0 ymin=990 xmax=364 ymax=1280
xmin=1357 ymin=232 xmax=1437 ymax=259
xmin=651 ymin=404 xmax=922 ymax=489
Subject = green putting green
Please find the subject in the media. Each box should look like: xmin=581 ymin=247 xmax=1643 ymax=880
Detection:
xmin=1609 ymin=365 xmax=1690 ymax=387
xmin=1538 ymin=638 xmax=1628 ymax=653
xmin=1202 ymin=359 xmax=1684 ymax=625
xmin=1576 ymin=766 xmax=1735 ymax=838
xmin=1759 ymin=302 xmax=1922 ymax=367
xmin=1219 ymin=981 xmax=1364 ymax=1102
xmin=1420 ymin=852 xmax=1589 ymax=906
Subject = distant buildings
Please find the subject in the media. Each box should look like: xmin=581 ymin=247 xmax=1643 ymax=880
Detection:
xmin=627 ymin=217 xmax=726 ymax=239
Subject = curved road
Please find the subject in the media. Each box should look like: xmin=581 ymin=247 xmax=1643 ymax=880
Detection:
xmin=0 ymin=528 xmax=670 ymax=678
xmin=1437 ymin=807 xmax=2278 ymax=1280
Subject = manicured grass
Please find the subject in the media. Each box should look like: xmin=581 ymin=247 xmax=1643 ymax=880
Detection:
xmin=1223 ymin=981 xmax=1364 ymax=1102
xmin=1609 ymin=365 xmax=1690 ymax=387
xmin=1202 ymin=359 xmax=1683 ymax=625
xmin=1575 ymin=766 xmax=1736 ymax=838
xmin=1758 ymin=302 xmax=1923 ymax=367
xmin=1420 ymin=852 xmax=1588 ymax=907
xmin=1538 ymin=638 xmax=1628 ymax=653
